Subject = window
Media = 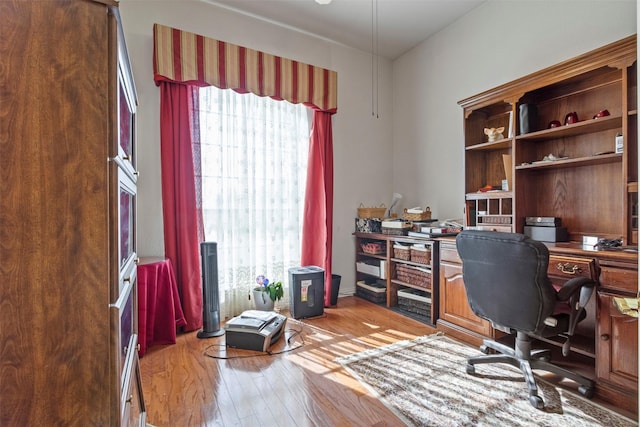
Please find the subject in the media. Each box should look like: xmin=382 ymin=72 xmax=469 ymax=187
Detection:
xmin=197 ymin=86 xmax=310 ymax=317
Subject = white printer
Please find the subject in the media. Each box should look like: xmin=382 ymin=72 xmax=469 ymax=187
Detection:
xmin=225 ymin=310 xmax=287 ymax=352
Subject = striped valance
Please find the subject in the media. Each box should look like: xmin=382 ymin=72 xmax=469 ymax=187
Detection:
xmin=153 ymin=24 xmax=338 ymax=113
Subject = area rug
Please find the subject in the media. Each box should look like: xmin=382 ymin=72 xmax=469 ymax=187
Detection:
xmin=335 ymin=334 xmax=636 ymax=427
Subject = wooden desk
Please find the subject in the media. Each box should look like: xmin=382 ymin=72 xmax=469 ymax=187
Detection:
xmin=137 ymin=257 xmax=187 ymax=356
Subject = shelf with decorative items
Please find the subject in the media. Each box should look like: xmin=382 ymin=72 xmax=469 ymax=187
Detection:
xmin=461 ymin=97 xmax=515 ymax=233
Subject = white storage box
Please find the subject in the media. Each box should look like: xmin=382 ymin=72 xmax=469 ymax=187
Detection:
xmin=356 ymin=260 xmax=387 ymax=279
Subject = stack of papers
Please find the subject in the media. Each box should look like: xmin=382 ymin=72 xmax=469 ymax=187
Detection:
xmin=613 ymin=297 xmax=639 ymax=318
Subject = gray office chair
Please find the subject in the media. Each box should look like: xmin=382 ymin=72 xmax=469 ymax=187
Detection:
xmin=455 ymin=230 xmax=596 ymax=409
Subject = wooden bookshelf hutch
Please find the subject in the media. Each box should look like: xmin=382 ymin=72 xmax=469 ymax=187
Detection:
xmin=438 ymin=35 xmax=638 ymax=415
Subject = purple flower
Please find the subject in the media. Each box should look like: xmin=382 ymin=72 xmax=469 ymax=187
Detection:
xmin=255 ymin=275 xmax=269 ymax=288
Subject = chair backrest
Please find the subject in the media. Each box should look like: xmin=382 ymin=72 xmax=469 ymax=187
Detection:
xmin=455 ymin=230 xmax=557 ymax=334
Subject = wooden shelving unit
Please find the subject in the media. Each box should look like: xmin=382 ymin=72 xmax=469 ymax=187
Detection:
xmin=354 ymin=232 xmax=439 ymax=326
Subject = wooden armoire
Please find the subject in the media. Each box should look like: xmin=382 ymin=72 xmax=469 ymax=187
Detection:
xmin=1 ymin=0 xmax=145 ymax=425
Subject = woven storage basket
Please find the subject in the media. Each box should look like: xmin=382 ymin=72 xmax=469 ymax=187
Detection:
xmin=361 ymin=242 xmax=385 ymax=255
xmin=382 ymin=227 xmax=409 ymax=235
xmin=395 ymin=264 xmax=431 ymax=289
xmin=402 ymin=207 xmax=432 ymax=221
xmin=358 ymin=204 xmax=387 ymax=218
xmin=398 ymin=287 xmax=431 ymax=317
xmin=410 ymin=246 xmax=431 ymax=264
xmin=393 ymin=244 xmax=410 ymax=260
xmin=355 ymin=280 xmax=386 ymax=304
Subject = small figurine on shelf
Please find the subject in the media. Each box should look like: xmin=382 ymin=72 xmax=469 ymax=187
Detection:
xmin=484 ymin=127 xmax=504 ymax=142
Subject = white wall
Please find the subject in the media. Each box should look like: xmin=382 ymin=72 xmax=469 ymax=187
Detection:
xmin=393 ymin=0 xmax=637 ymax=222
xmin=119 ymin=0 xmax=393 ymax=295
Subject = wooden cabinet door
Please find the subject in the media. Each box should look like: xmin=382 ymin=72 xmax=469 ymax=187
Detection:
xmin=439 ymin=260 xmax=492 ymax=337
xmin=596 ymin=293 xmax=638 ymax=390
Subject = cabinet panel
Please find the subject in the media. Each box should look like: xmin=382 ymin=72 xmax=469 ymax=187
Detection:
xmin=118 ymin=168 xmax=137 ymax=292
xmin=119 ymin=70 xmax=135 ymax=163
xmin=128 ymin=362 xmax=146 ymax=427
xmin=596 ymin=293 xmax=638 ymax=391
xmin=111 ymin=270 xmax=137 ymax=381
xmin=121 ymin=338 xmax=146 ymax=426
xmin=439 ymin=261 xmax=491 ymax=336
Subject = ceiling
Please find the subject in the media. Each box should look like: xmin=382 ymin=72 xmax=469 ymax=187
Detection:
xmin=202 ymin=0 xmax=486 ymax=60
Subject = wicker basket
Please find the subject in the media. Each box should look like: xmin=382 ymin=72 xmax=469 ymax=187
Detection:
xmin=395 ymin=264 xmax=431 ymax=289
xmin=361 ymin=242 xmax=385 ymax=255
xmin=393 ymin=244 xmax=410 ymax=260
xmin=398 ymin=288 xmax=431 ymax=317
xmin=356 ymin=280 xmax=387 ymax=304
xmin=410 ymin=246 xmax=431 ymax=264
xmin=382 ymin=227 xmax=409 ymax=235
xmin=358 ymin=203 xmax=387 ymax=219
xmin=402 ymin=207 xmax=432 ymax=221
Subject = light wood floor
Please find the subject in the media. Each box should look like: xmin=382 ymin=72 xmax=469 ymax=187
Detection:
xmin=139 ymin=296 xmax=435 ymax=426
xmin=139 ymin=296 xmax=634 ymax=426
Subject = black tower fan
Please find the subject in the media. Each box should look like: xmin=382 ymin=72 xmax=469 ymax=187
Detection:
xmin=197 ymin=242 xmax=225 ymax=338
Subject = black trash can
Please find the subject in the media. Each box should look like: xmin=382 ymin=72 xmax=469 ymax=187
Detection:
xmin=330 ymin=274 xmax=341 ymax=306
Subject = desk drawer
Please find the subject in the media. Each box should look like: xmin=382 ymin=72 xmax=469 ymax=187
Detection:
xmin=440 ymin=244 xmax=461 ymax=264
xmin=548 ymin=255 xmax=597 ymax=281
xmin=599 ymin=264 xmax=638 ymax=294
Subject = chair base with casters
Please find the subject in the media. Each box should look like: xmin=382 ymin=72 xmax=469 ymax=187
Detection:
xmin=466 ymin=331 xmax=595 ymax=409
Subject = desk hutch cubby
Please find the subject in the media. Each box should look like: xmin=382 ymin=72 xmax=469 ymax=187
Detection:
xmin=439 ymin=35 xmax=638 ymax=415
xmin=1 ymin=1 xmax=145 ymax=425
xmin=354 ymin=233 xmax=439 ymax=326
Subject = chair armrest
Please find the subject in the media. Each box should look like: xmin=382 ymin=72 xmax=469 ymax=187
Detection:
xmin=556 ymin=277 xmax=596 ymax=306
xmin=556 ymin=277 xmax=596 ymax=350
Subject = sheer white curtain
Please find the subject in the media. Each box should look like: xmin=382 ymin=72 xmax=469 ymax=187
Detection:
xmin=197 ymin=85 xmax=310 ymax=319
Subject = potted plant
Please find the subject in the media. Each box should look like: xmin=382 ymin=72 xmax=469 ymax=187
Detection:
xmin=252 ymin=275 xmax=284 ymax=311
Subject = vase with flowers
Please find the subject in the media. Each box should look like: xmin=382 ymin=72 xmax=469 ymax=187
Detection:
xmin=252 ymin=275 xmax=284 ymax=311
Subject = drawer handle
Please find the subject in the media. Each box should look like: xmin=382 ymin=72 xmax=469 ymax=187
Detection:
xmin=557 ymin=263 xmax=582 ymax=275
xmin=600 ymin=334 xmax=610 ymax=341
xmin=126 ymin=395 xmax=133 ymax=404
